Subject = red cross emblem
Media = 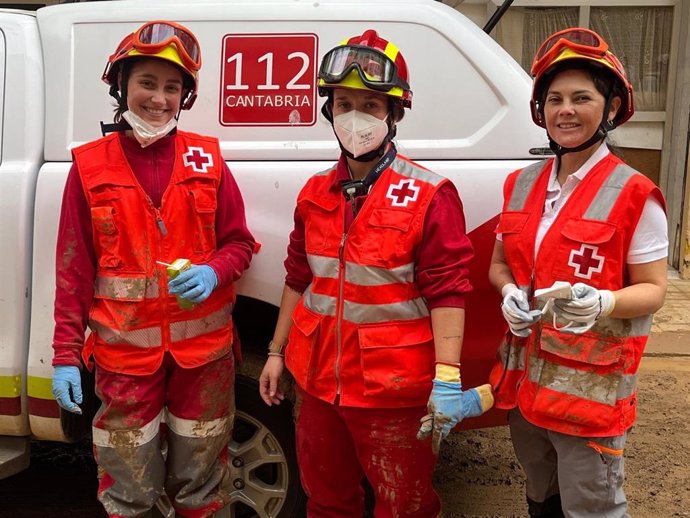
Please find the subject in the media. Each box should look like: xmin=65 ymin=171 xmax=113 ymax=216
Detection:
xmin=183 ymin=146 xmax=213 ymax=173
xmin=386 ymin=179 xmax=420 ymax=207
xmin=568 ymin=244 xmax=604 ymax=279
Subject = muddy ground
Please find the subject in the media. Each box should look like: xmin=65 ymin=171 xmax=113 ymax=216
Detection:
xmin=436 ymin=356 xmax=690 ymax=518
xmin=0 ymin=356 xmax=688 ymax=518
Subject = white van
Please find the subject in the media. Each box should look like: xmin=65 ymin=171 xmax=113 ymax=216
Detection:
xmin=0 ymin=1 xmax=546 ymax=516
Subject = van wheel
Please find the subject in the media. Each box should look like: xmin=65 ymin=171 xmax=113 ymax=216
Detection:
xmin=228 ymin=375 xmax=306 ymax=518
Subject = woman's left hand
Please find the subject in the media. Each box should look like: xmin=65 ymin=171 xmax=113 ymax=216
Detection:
xmin=259 ymin=356 xmax=286 ymax=406
xmin=553 ymin=282 xmax=615 ymax=334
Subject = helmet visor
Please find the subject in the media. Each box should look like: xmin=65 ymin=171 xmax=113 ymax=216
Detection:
xmin=532 ymin=28 xmax=607 ymax=77
xmin=319 ymin=45 xmax=409 ymax=92
xmin=134 ymin=20 xmax=201 ymax=72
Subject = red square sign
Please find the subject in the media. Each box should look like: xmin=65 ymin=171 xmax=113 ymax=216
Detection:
xmin=220 ymin=33 xmax=318 ymax=126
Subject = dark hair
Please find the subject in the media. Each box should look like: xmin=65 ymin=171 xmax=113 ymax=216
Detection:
xmin=112 ymin=57 xmax=194 ymax=123
xmin=538 ymin=60 xmax=618 ymax=109
xmin=321 ymin=91 xmax=406 ymax=123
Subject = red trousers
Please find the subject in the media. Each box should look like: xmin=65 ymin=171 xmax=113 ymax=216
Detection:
xmin=93 ymin=352 xmax=234 ymax=518
xmin=295 ymin=388 xmax=441 ymax=518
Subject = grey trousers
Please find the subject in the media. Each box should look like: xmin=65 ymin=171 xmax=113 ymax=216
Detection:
xmin=509 ymin=409 xmax=630 ymax=518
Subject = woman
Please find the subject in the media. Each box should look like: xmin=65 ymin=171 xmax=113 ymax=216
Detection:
xmin=489 ymin=28 xmax=668 ymax=518
xmin=258 ymin=29 xmax=492 ymax=517
xmin=50 ymin=21 xmax=255 ymax=518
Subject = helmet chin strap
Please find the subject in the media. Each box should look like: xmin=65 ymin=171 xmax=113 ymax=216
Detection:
xmin=548 ymin=95 xmax=616 ymax=157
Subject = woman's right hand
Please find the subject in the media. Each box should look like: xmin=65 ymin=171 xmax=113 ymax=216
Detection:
xmin=259 ymin=356 xmax=286 ymax=406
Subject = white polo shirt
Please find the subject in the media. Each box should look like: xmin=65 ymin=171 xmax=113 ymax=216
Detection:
xmin=498 ymin=143 xmax=668 ymax=264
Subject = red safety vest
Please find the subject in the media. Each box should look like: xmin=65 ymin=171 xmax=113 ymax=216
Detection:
xmin=73 ymin=131 xmax=235 ymax=375
xmin=285 ymin=155 xmax=447 ymax=408
xmin=489 ymin=153 xmax=665 ymax=437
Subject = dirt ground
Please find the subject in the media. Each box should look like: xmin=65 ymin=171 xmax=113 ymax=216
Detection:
xmin=1 ymin=357 xmax=688 ymax=518
xmin=435 ymin=356 xmax=690 ymax=518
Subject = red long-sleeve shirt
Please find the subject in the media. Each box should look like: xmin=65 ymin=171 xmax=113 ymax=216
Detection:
xmin=284 ymin=155 xmax=473 ymax=309
xmin=52 ymin=132 xmax=255 ymax=367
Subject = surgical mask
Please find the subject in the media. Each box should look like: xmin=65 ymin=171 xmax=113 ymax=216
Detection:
xmin=122 ymin=110 xmax=178 ymax=148
xmin=333 ymin=110 xmax=389 ymax=158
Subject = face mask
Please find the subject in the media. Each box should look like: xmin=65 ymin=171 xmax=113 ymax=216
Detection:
xmin=122 ymin=110 xmax=178 ymax=148
xmin=333 ymin=110 xmax=389 ymax=158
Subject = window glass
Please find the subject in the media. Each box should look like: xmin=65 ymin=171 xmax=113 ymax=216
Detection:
xmin=591 ymin=7 xmax=672 ymax=111
xmin=521 ymin=8 xmax=579 ymax=71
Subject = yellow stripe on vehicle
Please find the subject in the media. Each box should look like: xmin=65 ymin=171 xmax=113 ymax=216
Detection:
xmin=27 ymin=376 xmax=54 ymax=400
xmin=0 ymin=375 xmax=21 ymax=398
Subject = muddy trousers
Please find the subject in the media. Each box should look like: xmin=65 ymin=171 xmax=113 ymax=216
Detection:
xmin=509 ymin=409 xmax=629 ymax=518
xmin=295 ymin=388 xmax=442 ymax=518
xmin=92 ymin=352 xmax=235 ymax=518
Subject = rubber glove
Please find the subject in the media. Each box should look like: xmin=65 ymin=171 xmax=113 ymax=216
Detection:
xmin=501 ymin=283 xmax=542 ymax=337
xmin=168 ymin=265 xmax=218 ymax=304
xmin=553 ymin=282 xmax=615 ymax=334
xmin=52 ymin=365 xmax=83 ymax=414
xmin=417 ymin=364 xmax=494 ymax=454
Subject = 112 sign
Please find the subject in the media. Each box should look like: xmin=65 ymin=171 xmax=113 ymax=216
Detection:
xmin=220 ymin=33 xmax=318 ymax=126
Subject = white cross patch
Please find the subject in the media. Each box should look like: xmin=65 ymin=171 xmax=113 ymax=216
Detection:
xmin=386 ymin=179 xmax=420 ymax=207
xmin=183 ymin=146 xmax=213 ymax=173
xmin=568 ymin=244 xmax=605 ymax=279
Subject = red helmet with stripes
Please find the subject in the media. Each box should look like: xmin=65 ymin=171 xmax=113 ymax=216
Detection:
xmin=318 ymin=29 xmax=412 ymax=108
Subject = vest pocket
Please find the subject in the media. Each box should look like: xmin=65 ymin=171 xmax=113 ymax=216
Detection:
xmin=285 ymin=301 xmax=323 ymax=389
xmin=188 ymin=187 xmax=218 ymax=254
xmin=91 ymin=206 xmax=121 ymax=268
xmin=530 ymin=327 xmax=625 ymax=425
xmin=553 ymin=218 xmax=619 ymax=281
xmin=358 ymin=318 xmax=434 ymax=399
xmin=301 ymin=196 xmax=340 ymax=253
xmin=495 ymin=211 xmax=530 ymax=235
xmin=360 ymin=208 xmax=414 ymax=263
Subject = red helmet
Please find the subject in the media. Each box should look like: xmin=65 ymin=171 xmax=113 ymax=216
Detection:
xmin=318 ymin=29 xmax=412 ymax=108
xmin=530 ymin=28 xmax=634 ymax=129
xmin=102 ymin=20 xmax=202 ymax=110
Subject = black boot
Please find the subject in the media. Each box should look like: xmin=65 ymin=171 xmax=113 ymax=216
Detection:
xmin=527 ymin=494 xmax=565 ymax=518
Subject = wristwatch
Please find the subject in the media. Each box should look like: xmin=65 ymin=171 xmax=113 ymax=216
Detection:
xmin=267 ymin=340 xmax=286 ymax=357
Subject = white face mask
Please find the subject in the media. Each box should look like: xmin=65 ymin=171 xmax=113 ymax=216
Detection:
xmin=333 ymin=110 xmax=389 ymax=158
xmin=122 ymin=110 xmax=178 ymax=148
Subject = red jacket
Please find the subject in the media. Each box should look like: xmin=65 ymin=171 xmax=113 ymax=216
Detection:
xmin=490 ymin=153 xmax=665 ymax=436
xmin=72 ymin=131 xmax=238 ymax=375
xmin=285 ymin=154 xmax=459 ymax=408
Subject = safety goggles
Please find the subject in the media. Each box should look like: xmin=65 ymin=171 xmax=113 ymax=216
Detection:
xmin=133 ymin=20 xmax=201 ymax=72
xmin=532 ymin=28 xmax=608 ymax=77
xmin=319 ymin=45 xmax=409 ymax=92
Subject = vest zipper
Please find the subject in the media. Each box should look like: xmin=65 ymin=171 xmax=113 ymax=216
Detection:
xmin=335 ymin=232 xmax=348 ymax=398
xmin=155 ymin=208 xmax=168 ymax=236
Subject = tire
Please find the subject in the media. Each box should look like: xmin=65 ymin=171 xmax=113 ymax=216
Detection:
xmin=228 ymin=375 xmax=306 ymax=518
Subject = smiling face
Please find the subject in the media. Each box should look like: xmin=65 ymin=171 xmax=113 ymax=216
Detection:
xmin=125 ymin=58 xmax=185 ymax=127
xmin=543 ymin=68 xmax=620 ymax=150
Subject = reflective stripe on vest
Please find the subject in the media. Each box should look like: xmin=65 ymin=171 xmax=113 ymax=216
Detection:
xmin=90 ymin=321 xmax=163 ymax=348
xmin=507 ymin=161 xmax=547 ymax=211
xmin=393 ymin=156 xmax=445 ymax=186
xmin=169 ymin=304 xmax=233 ymax=343
xmin=527 ymin=355 xmax=638 ymax=406
xmin=90 ymin=304 xmax=233 ymax=348
xmin=303 ymin=285 xmax=428 ymax=324
xmin=307 ymin=254 xmax=415 ymax=285
xmin=95 ymin=275 xmax=159 ymax=299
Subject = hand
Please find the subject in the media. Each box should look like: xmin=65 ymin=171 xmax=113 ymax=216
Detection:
xmin=501 ymin=283 xmax=542 ymax=337
xmin=553 ymin=282 xmax=615 ymax=334
xmin=168 ymin=265 xmax=218 ymax=304
xmin=52 ymin=365 xmax=83 ymax=414
xmin=259 ymin=356 xmax=286 ymax=406
xmin=416 ymin=364 xmax=494 ymax=454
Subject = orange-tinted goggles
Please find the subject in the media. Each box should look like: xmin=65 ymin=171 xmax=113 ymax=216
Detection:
xmin=532 ymin=28 xmax=607 ymax=77
xmin=133 ymin=20 xmax=201 ymax=72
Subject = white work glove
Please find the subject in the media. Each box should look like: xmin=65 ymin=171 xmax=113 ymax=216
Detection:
xmin=553 ymin=282 xmax=615 ymax=335
xmin=501 ymin=283 xmax=542 ymax=337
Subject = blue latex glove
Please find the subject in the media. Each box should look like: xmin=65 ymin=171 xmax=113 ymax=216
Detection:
xmin=52 ymin=365 xmax=83 ymax=414
xmin=168 ymin=265 xmax=218 ymax=304
xmin=417 ymin=379 xmax=493 ymax=454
